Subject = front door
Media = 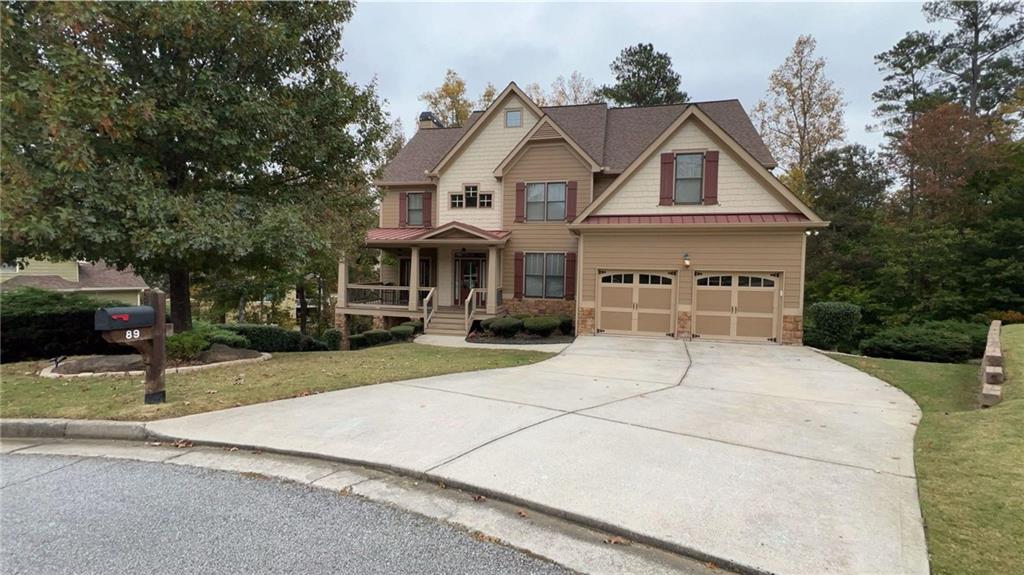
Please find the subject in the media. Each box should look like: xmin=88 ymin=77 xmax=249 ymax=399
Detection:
xmin=455 ymin=258 xmax=485 ymax=305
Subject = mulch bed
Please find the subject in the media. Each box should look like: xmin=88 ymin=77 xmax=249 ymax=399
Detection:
xmin=53 ymin=344 xmax=262 ymax=374
xmin=466 ymin=333 xmax=576 ymax=345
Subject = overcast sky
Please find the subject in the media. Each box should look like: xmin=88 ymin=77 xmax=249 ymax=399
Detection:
xmin=340 ymin=2 xmax=937 ymax=151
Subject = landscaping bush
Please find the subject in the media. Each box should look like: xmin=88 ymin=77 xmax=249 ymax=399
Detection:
xmin=0 ymin=287 xmax=131 ymax=363
xmin=390 ymin=325 xmax=416 ymax=341
xmin=400 ymin=320 xmax=423 ymax=334
xmin=348 ymin=334 xmax=368 ymax=350
xmin=512 ymin=313 xmax=532 ymax=320
xmin=489 ymin=317 xmax=523 ymax=338
xmin=166 ymin=331 xmax=210 ymax=361
xmin=523 ymin=315 xmax=561 ymax=337
xmin=480 ymin=317 xmax=498 ymax=332
xmin=915 ymin=320 xmax=987 ymax=358
xmin=806 ymin=302 xmax=861 ymax=351
xmin=362 ymin=329 xmax=393 ymax=346
xmin=298 ymin=335 xmax=328 ymax=352
xmin=860 ymin=324 xmax=973 ymax=363
xmin=322 ymin=328 xmax=343 ymax=351
xmin=224 ymin=324 xmax=303 ymax=352
xmin=558 ymin=314 xmax=574 ymax=335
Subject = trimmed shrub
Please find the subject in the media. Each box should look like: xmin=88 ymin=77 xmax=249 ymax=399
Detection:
xmin=523 ymin=315 xmax=561 ymax=337
xmin=557 ymin=314 xmax=574 ymax=335
xmin=480 ymin=317 xmax=498 ymax=332
xmin=860 ymin=325 xmax=973 ymax=363
xmin=0 ymin=287 xmax=131 ymax=363
xmin=512 ymin=313 xmax=532 ymax=320
xmin=390 ymin=325 xmax=416 ymax=341
xmin=401 ymin=320 xmax=424 ymax=334
xmin=348 ymin=334 xmax=368 ymax=350
xmin=191 ymin=321 xmax=250 ymax=349
xmin=362 ymin=329 xmax=393 ymax=346
xmin=489 ymin=317 xmax=523 ymax=338
xmin=322 ymin=328 xmax=343 ymax=351
xmin=298 ymin=335 xmax=328 ymax=352
xmin=166 ymin=331 xmax=210 ymax=361
xmin=915 ymin=320 xmax=987 ymax=358
xmin=224 ymin=324 xmax=303 ymax=352
xmin=806 ymin=302 xmax=861 ymax=350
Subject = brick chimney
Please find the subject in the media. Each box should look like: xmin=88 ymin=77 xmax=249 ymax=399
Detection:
xmin=418 ymin=111 xmax=444 ymax=130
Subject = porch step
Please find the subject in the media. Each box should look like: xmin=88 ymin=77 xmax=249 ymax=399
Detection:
xmin=424 ymin=328 xmax=468 ymax=336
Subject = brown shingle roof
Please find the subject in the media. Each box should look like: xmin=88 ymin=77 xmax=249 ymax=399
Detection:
xmin=378 ymin=99 xmax=775 ymax=185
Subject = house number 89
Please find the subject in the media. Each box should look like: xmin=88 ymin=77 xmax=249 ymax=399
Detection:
xmin=125 ymin=329 xmax=141 ymax=340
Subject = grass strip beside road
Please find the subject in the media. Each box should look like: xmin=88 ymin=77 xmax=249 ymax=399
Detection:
xmin=1 ymin=343 xmax=553 ymax=422
xmin=832 ymin=324 xmax=1023 ymax=575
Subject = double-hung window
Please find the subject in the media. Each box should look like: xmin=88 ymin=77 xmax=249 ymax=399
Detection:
xmin=524 ymin=253 xmax=565 ymax=298
xmin=525 ymin=182 xmax=566 ymax=221
xmin=674 ymin=153 xmax=703 ymax=204
xmin=406 ymin=192 xmax=424 ymax=226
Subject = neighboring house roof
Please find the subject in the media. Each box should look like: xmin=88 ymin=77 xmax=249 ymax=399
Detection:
xmin=580 ymin=213 xmax=811 ymax=226
xmin=378 ymin=94 xmax=776 ymax=185
xmin=1 ymin=261 xmax=148 ymax=291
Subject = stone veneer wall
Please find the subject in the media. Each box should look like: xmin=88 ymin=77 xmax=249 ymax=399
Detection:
xmin=505 ymin=298 xmax=575 ymax=317
xmin=781 ymin=315 xmax=803 ymax=345
xmin=334 ymin=310 xmax=350 ymax=350
xmin=578 ymin=306 xmax=595 ymax=335
xmin=675 ymin=311 xmax=692 ymax=340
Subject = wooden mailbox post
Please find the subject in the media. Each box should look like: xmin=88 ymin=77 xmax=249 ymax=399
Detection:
xmin=95 ymin=289 xmax=169 ymax=404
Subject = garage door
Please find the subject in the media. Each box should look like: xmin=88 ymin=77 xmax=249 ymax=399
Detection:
xmin=693 ymin=272 xmax=780 ymax=342
xmin=597 ymin=272 xmax=675 ymax=336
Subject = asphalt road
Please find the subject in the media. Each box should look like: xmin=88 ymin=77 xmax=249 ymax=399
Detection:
xmin=1 ymin=454 xmax=570 ymax=575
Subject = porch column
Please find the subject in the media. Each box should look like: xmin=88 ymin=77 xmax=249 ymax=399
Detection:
xmin=337 ymin=256 xmax=348 ymax=308
xmin=408 ymin=246 xmax=420 ymax=311
xmin=486 ymin=245 xmax=498 ymax=314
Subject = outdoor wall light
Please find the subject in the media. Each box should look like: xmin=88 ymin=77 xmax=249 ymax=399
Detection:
xmin=683 ymin=252 xmax=691 ymax=267
xmin=805 ymin=230 xmax=821 ymax=236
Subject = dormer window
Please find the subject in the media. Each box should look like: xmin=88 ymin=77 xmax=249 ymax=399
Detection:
xmin=505 ymin=109 xmax=522 ymax=128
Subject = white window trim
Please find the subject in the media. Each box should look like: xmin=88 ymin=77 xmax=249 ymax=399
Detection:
xmin=673 ymin=151 xmax=704 ymax=205
xmin=524 ymin=181 xmax=568 ymax=222
xmin=505 ymin=108 xmax=523 ymax=128
xmin=406 ymin=192 xmax=425 ymax=226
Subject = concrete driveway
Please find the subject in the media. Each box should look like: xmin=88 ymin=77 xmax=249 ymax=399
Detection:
xmin=148 ymin=337 xmax=927 ymax=575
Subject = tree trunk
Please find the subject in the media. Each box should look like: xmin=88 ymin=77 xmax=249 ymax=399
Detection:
xmin=296 ymin=283 xmax=308 ymax=334
xmin=169 ymin=267 xmax=193 ymax=333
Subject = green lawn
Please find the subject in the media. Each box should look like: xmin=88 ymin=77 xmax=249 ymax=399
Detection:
xmin=0 ymin=344 xmax=553 ymax=422
xmin=832 ymin=324 xmax=1023 ymax=575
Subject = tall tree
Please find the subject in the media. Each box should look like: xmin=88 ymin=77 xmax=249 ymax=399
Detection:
xmin=477 ymin=82 xmax=497 ymax=110
xmin=550 ymin=72 xmax=601 ymax=105
xmin=598 ymin=43 xmax=688 ymax=106
xmin=418 ymin=69 xmax=471 ymax=126
xmin=1 ymin=1 xmax=388 ymax=332
xmin=752 ymin=35 xmax=846 ymax=197
xmin=522 ymin=82 xmax=550 ymax=106
xmin=924 ymin=0 xmax=1024 ymax=117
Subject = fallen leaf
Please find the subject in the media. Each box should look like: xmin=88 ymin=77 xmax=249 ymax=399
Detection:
xmin=517 ymin=510 xmax=528 ymax=518
xmin=171 ymin=439 xmax=193 ymax=448
xmin=472 ymin=495 xmax=487 ymax=502
xmin=604 ymin=536 xmax=630 ymax=546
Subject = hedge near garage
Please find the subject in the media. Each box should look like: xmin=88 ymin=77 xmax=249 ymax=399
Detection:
xmin=0 ymin=287 xmax=135 ymax=363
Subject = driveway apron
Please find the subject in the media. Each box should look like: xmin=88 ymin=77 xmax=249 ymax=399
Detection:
xmin=147 ymin=336 xmax=927 ymax=575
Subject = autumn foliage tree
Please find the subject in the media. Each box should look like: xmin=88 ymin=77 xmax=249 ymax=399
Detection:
xmin=1 ymin=1 xmax=389 ymax=332
xmin=419 ymin=69 xmax=473 ymax=126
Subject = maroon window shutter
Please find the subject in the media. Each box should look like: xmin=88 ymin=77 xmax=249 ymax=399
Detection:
xmin=513 ymin=252 xmax=524 ymax=298
xmin=703 ymin=151 xmax=719 ymax=205
xmin=514 ymin=182 xmax=526 ymax=223
xmin=564 ymin=252 xmax=577 ymax=300
xmin=398 ymin=192 xmax=407 ymax=228
xmin=565 ymin=181 xmax=578 ymax=221
xmin=422 ymin=191 xmax=433 ymax=228
xmin=659 ymin=153 xmax=674 ymax=206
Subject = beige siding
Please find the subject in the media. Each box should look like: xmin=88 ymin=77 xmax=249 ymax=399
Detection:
xmin=579 ymin=230 xmax=805 ymax=312
xmin=437 ymin=93 xmax=539 ymax=229
xmin=379 ymin=186 xmax=435 ymax=228
xmin=501 ymin=141 xmax=590 ymax=291
xmin=595 ymin=118 xmax=794 ymax=215
xmin=0 ymin=259 xmax=79 ymax=283
xmin=531 ymin=123 xmax=560 ymax=140
xmin=83 ymin=289 xmax=141 ymax=305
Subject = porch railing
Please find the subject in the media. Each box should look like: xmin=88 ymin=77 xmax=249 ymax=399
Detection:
xmin=422 ymin=287 xmax=436 ymax=329
xmin=464 ymin=287 xmax=482 ymax=333
xmin=346 ymin=284 xmax=435 ymax=308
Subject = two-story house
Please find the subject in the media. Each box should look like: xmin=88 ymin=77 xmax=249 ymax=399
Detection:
xmin=334 ymin=82 xmax=826 ymax=343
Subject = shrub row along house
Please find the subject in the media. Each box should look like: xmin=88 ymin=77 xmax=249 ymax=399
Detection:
xmin=335 ymin=82 xmax=826 ymax=343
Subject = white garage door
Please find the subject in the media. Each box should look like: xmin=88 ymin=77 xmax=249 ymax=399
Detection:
xmin=693 ymin=272 xmax=780 ymax=342
xmin=597 ymin=272 xmax=675 ymax=336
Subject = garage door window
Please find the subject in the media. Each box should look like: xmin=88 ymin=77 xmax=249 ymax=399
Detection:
xmin=601 ymin=273 xmax=633 ymax=284
xmin=696 ymin=275 xmax=732 ymax=287
xmin=738 ymin=275 xmax=775 ymax=287
xmin=525 ymin=253 xmax=564 ymax=298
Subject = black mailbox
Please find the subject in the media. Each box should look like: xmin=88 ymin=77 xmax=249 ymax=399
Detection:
xmin=95 ymin=306 xmax=156 ymax=331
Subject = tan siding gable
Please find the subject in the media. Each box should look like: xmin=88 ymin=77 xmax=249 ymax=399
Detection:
xmin=0 ymin=259 xmax=79 ymax=282
xmin=437 ymin=94 xmax=539 ymax=229
xmin=500 ymin=142 xmax=589 ymax=291
xmin=595 ymin=119 xmax=795 ymax=216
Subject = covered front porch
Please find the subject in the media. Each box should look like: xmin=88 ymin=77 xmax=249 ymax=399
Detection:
xmin=336 ymin=222 xmax=509 ymax=334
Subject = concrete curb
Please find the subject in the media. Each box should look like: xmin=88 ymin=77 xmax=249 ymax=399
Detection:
xmin=38 ymin=353 xmax=272 ymax=379
xmin=4 ymin=417 xmax=765 ymax=575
